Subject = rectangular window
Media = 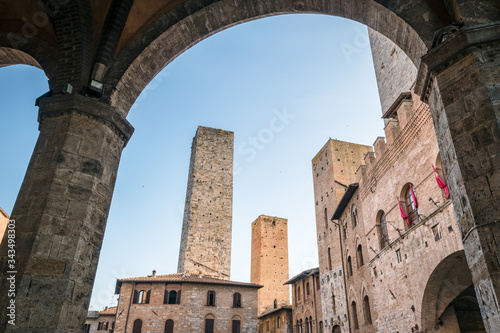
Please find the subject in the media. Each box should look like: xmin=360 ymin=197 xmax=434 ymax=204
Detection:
xmin=396 ymin=249 xmax=402 ymax=263
xmin=84 ymin=324 xmax=91 ymax=333
xmin=432 ymin=225 xmax=442 ymax=241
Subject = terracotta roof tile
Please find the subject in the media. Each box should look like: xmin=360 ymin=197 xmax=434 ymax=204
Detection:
xmin=116 ymin=273 xmax=262 ymax=290
xmin=98 ymin=306 xmax=117 ymax=316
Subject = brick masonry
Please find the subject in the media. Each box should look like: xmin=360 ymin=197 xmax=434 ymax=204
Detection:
xmin=113 ymin=273 xmax=260 ymax=333
xmin=178 ymin=126 xmax=234 ymax=281
xmin=251 ymin=215 xmax=290 ymax=315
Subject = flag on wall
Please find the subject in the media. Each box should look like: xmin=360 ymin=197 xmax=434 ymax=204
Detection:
xmin=432 ymin=165 xmax=450 ymax=198
xmin=397 ymin=197 xmax=409 ymax=225
xmin=410 ymin=184 xmax=418 ymax=208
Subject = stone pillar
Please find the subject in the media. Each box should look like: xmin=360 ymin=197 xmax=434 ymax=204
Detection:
xmin=0 ymin=95 xmax=133 ymax=332
xmin=415 ymin=23 xmax=500 ymax=332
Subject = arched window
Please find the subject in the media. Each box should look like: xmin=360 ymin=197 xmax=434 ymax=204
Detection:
xmin=274 ymin=299 xmax=277 ymax=309
xmin=316 ymin=276 xmax=320 ymax=290
xmin=205 ymin=314 xmax=215 ymax=333
xmin=306 ymin=282 xmax=310 ymax=297
xmin=296 ymin=320 xmax=300 ymax=333
xmin=352 ymin=301 xmax=359 ymax=330
xmin=378 ymin=211 xmax=389 ymax=249
xmin=299 ymin=319 xmax=303 ymax=333
xmin=132 ymin=319 xmax=142 ymax=333
xmin=207 ymin=290 xmax=216 ymax=306
xmin=327 ymin=247 xmax=332 ymax=271
xmin=308 ymin=316 xmax=313 ymax=333
xmin=233 ymin=292 xmax=242 ymax=307
xmin=305 ymin=317 xmax=309 ymax=333
xmin=357 ymin=245 xmax=364 ymax=267
xmin=134 ymin=290 xmax=147 ymax=304
xmin=164 ymin=319 xmax=174 ymax=333
xmin=352 ymin=205 xmax=358 ymax=228
xmin=297 ymin=286 xmax=301 ymax=301
xmin=232 ymin=316 xmax=241 ymax=333
xmin=168 ymin=290 xmax=177 ymax=304
xmin=363 ymin=295 xmax=372 ymax=325
xmin=404 ymin=183 xmax=419 ymax=227
xmin=347 ymin=256 xmax=353 ymax=277
xmin=319 ymin=321 xmax=323 ymax=333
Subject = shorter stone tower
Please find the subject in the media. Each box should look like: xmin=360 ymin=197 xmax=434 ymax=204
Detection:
xmin=251 ymin=215 xmax=290 ymax=315
xmin=177 ymin=126 xmax=234 ymax=280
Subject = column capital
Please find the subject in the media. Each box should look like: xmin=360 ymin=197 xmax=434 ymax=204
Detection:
xmin=38 ymin=94 xmax=134 ymax=145
xmin=415 ymin=22 xmax=500 ymax=102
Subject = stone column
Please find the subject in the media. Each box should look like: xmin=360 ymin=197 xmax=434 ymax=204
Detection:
xmin=0 ymin=95 xmax=133 ymax=332
xmin=416 ymin=23 xmax=500 ymax=332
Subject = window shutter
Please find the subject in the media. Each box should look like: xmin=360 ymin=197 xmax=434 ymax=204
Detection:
xmin=133 ymin=290 xmax=139 ymax=304
xmin=176 ymin=290 xmax=182 ymax=304
xmin=205 ymin=319 xmax=214 ymax=333
xmin=145 ymin=290 xmax=151 ymax=304
xmin=164 ymin=290 xmax=169 ymax=304
xmin=232 ymin=320 xmax=241 ymax=333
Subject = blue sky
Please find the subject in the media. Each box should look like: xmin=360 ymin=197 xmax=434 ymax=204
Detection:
xmin=0 ymin=14 xmax=385 ymax=310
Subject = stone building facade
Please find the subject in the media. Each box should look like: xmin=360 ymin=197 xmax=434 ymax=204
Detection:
xmin=1 ymin=2 xmax=499 ymax=332
xmin=84 ymin=306 xmax=116 ymax=333
xmin=286 ymin=268 xmax=323 ymax=333
xmin=178 ymin=126 xmax=234 ymax=280
xmin=316 ymin=88 xmax=486 ymax=332
xmin=113 ymin=271 xmax=260 ymax=333
xmin=251 ymin=215 xmax=290 ymax=314
xmin=312 ymin=139 xmax=372 ymax=332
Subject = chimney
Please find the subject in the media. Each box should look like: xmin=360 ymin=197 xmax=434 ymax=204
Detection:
xmin=152 ymin=270 xmax=157 ymax=278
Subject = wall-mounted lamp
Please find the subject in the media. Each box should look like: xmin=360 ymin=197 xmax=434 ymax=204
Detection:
xmin=88 ymin=79 xmax=104 ymax=97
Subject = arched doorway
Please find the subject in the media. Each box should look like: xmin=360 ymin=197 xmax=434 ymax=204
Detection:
xmin=421 ymin=250 xmax=486 ymax=332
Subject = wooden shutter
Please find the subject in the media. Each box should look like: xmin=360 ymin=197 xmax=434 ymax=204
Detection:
xmin=145 ymin=290 xmax=151 ymax=304
xmin=232 ymin=320 xmax=241 ymax=333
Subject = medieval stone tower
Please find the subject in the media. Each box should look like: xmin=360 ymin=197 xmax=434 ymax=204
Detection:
xmin=177 ymin=126 xmax=234 ymax=280
xmin=251 ymin=215 xmax=290 ymax=315
xmin=312 ymin=139 xmax=372 ymax=324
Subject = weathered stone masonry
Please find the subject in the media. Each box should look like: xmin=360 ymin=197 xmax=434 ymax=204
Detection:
xmin=178 ymin=126 xmax=234 ymax=280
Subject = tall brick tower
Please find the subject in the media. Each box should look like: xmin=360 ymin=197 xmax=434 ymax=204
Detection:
xmin=177 ymin=126 xmax=234 ymax=280
xmin=251 ymin=215 xmax=290 ymax=315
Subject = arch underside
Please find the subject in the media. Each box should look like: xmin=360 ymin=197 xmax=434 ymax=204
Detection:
xmin=107 ymin=0 xmax=432 ymax=115
xmin=420 ymin=250 xmax=485 ymax=332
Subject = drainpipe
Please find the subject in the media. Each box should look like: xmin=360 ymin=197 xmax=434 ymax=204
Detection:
xmin=331 ymin=219 xmax=351 ymax=333
xmin=124 ymin=282 xmax=135 ymax=333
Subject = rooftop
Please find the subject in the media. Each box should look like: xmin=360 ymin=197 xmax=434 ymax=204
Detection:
xmin=284 ymin=267 xmax=319 ymax=285
xmin=115 ymin=271 xmax=262 ymax=293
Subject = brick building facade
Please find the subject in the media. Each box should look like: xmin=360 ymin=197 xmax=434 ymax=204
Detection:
xmin=258 ymin=306 xmax=293 ymax=333
xmin=0 ymin=207 xmax=8 ymax=246
xmin=286 ymin=268 xmax=323 ymax=333
xmin=251 ymin=215 xmax=293 ymax=333
xmin=84 ymin=306 xmax=116 ymax=333
xmin=113 ymin=271 xmax=260 ymax=332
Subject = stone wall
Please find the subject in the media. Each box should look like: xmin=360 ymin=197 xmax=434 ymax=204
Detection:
xmin=251 ymin=215 xmax=290 ymax=315
xmin=178 ymin=126 xmax=234 ymax=280
xmin=312 ymin=139 xmax=372 ymax=332
xmin=368 ymin=28 xmax=418 ymax=117
xmin=114 ymin=278 xmax=259 ymax=332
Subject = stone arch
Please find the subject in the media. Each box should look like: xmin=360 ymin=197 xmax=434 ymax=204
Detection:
xmin=0 ymin=34 xmax=56 ymax=87
xmin=106 ymin=0 xmax=434 ymax=115
xmin=420 ymin=250 xmax=474 ymax=331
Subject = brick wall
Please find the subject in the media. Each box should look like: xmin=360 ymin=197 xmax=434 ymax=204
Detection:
xmin=251 ymin=215 xmax=290 ymax=315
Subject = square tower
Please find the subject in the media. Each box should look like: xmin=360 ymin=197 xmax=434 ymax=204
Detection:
xmin=251 ymin=215 xmax=290 ymax=315
xmin=177 ymin=126 xmax=234 ymax=280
